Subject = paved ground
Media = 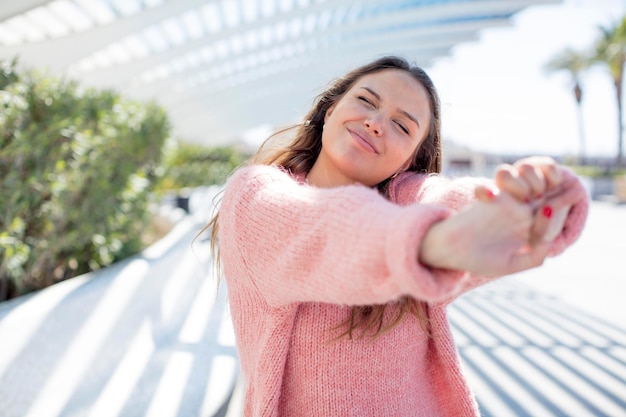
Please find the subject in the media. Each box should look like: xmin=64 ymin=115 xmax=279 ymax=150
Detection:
xmin=507 ymin=201 xmax=626 ymax=326
xmin=451 ymin=279 xmax=626 ymax=417
xmin=450 ymin=200 xmax=626 ymax=417
xmin=0 ymin=200 xmax=623 ymax=417
xmin=0 ymin=214 xmax=238 ymax=417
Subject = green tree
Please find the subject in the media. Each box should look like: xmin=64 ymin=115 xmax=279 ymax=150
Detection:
xmin=0 ymin=62 xmax=170 ymax=300
xmin=593 ymin=16 xmax=626 ymax=167
xmin=545 ymin=48 xmax=591 ymax=164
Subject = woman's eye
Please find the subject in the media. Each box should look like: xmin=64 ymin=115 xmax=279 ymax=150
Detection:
xmin=395 ymin=121 xmax=409 ymax=134
xmin=358 ymin=96 xmax=374 ymax=106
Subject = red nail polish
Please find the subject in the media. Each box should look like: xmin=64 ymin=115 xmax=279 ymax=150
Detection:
xmin=486 ymin=189 xmax=495 ymax=199
xmin=536 ymin=193 xmax=543 ymax=199
xmin=542 ymin=206 xmax=553 ymax=218
xmin=524 ymin=197 xmax=531 ymax=203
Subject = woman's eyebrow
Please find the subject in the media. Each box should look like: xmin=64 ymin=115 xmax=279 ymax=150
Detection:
xmin=360 ymin=86 xmax=420 ymax=128
xmin=361 ymin=86 xmax=381 ymax=101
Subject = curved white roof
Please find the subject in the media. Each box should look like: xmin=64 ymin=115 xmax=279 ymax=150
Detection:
xmin=0 ymin=0 xmax=559 ymax=145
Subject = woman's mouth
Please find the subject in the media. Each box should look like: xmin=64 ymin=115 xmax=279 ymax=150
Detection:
xmin=349 ymin=129 xmax=379 ymax=154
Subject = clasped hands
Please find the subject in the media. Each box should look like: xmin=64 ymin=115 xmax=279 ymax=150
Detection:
xmin=420 ymin=157 xmax=586 ymax=277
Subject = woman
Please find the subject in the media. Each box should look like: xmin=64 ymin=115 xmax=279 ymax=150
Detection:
xmin=208 ymin=56 xmax=588 ymax=416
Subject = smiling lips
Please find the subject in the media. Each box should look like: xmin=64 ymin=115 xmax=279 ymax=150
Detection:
xmin=349 ymin=129 xmax=379 ymax=154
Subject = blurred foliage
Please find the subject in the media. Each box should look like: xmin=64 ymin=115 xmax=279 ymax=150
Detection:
xmin=0 ymin=60 xmax=170 ymax=300
xmin=155 ymin=141 xmax=245 ymax=193
xmin=570 ymin=165 xmax=626 ymax=178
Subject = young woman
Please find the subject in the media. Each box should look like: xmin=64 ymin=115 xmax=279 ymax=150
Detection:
xmin=208 ymin=56 xmax=588 ymax=416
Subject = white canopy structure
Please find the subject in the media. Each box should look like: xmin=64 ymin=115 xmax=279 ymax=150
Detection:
xmin=0 ymin=0 xmax=559 ymax=145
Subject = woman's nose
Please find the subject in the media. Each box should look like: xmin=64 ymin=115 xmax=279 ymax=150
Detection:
xmin=364 ymin=117 xmax=383 ymax=135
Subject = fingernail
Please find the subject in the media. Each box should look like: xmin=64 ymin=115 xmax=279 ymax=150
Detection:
xmin=524 ymin=197 xmax=531 ymax=203
xmin=542 ymin=206 xmax=553 ymax=218
xmin=536 ymin=193 xmax=543 ymax=199
xmin=486 ymin=189 xmax=495 ymax=199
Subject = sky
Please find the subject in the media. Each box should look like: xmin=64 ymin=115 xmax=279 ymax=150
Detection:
xmin=427 ymin=0 xmax=626 ymax=158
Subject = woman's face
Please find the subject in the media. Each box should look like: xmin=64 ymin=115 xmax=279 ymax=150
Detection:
xmin=310 ymin=69 xmax=432 ymax=187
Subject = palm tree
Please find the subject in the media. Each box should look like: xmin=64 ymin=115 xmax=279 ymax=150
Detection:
xmin=594 ymin=16 xmax=626 ymax=167
xmin=545 ymin=48 xmax=591 ymax=164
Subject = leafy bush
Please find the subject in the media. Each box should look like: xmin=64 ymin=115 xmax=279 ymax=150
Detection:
xmin=155 ymin=141 xmax=245 ymax=193
xmin=0 ymin=60 xmax=170 ymax=300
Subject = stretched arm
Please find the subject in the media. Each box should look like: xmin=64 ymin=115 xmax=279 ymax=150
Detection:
xmin=220 ymin=162 xmax=588 ymax=307
xmin=219 ymin=165 xmax=469 ymax=308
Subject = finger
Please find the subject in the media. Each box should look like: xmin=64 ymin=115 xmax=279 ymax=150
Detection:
xmin=529 ymin=181 xmax=585 ymax=245
xmin=529 ymin=204 xmax=558 ymax=246
xmin=516 ymin=162 xmax=547 ymax=199
xmin=537 ymin=163 xmax=563 ymax=190
xmin=494 ymin=165 xmax=532 ymax=202
xmin=542 ymin=176 xmax=587 ymax=210
xmin=510 ymin=239 xmax=551 ymax=273
xmin=544 ymin=207 xmax=570 ymax=242
xmin=474 ymin=184 xmax=498 ymax=203
xmin=513 ymin=156 xmax=564 ymax=194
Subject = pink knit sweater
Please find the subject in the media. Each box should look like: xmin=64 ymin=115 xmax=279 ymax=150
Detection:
xmin=218 ymin=164 xmax=588 ymax=417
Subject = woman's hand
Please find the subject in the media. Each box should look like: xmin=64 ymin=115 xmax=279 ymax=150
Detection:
xmin=476 ymin=157 xmax=576 ymax=245
xmin=419 ymin=192 xmax=550 ymax=276
xmin=419 ymin=157 xmax=586 ymax=276
xmin=493 ymin=157 xmax=564 ymax=202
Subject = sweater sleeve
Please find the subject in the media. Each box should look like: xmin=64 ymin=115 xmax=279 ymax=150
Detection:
xmin=218 ymin=165 xmax=468 ymax=308
xmin=388 ymin=171 xmax=491 ymax=210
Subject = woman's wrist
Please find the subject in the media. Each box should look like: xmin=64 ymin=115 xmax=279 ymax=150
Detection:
xmin=418 ymin=218 xmax=462 ymax=270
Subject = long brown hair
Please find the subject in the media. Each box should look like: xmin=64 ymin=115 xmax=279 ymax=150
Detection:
xmin=206 ymin=56 xmax=442 ymax=338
